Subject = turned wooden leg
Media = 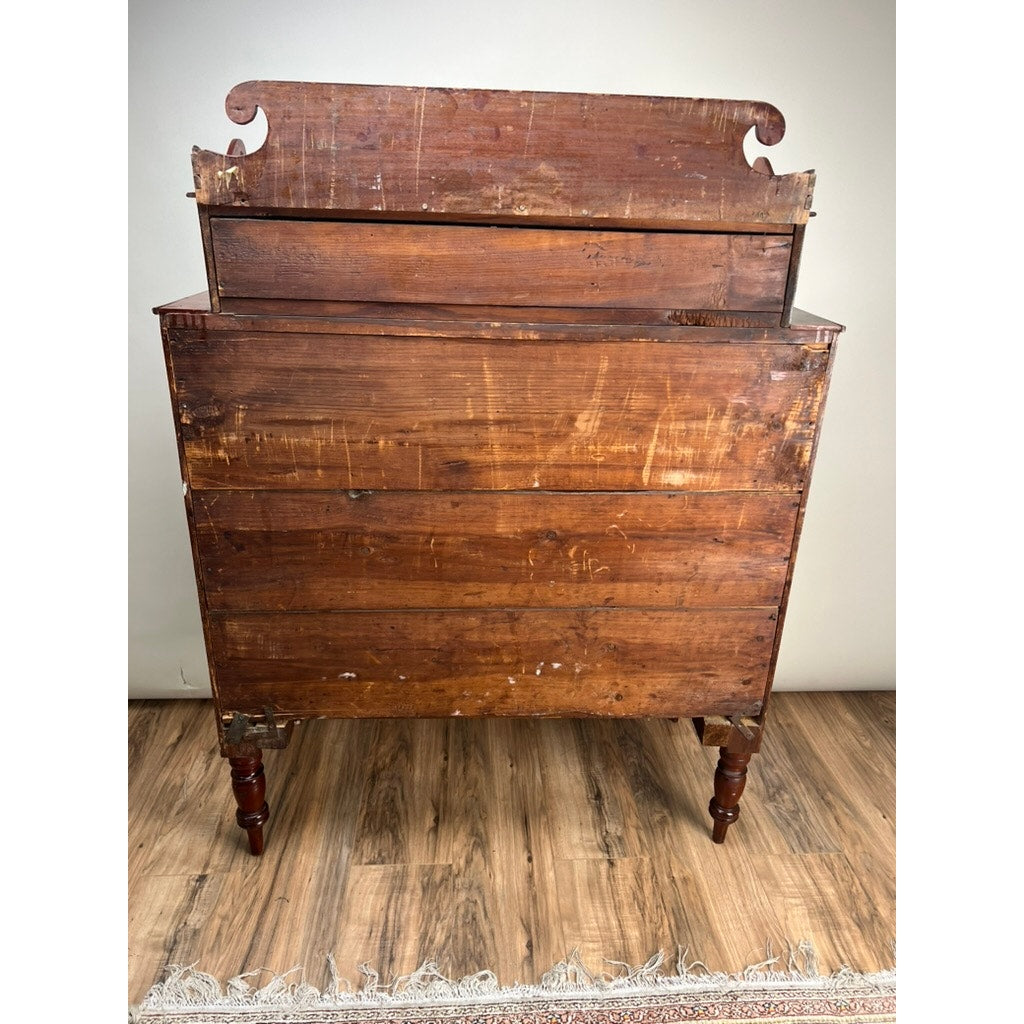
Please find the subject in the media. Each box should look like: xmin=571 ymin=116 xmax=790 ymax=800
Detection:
xmin=228 ymin=753 xmax=269 ymax=855
xmin=709 ymin=748 xmax=751 ymax=844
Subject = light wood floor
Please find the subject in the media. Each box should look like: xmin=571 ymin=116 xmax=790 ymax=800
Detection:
xmin=128 ymin=692 xmax=895 ymax=1004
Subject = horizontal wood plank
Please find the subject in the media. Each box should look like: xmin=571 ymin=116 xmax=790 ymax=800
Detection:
xmin=211 ymin=220 xmax=791 ymax=311
xmin=193 ymin=491 xmax=798 ymax=610
xmin=170 ymin=334 xmax=828 ymax=491
xmin=192 ymin=82 xmax=815 ymax=226
xmin=156 ymin=294 xmax=845 ymax=340
xmin=210 ymin=608 xmax=775 ymax=719
xmin=215 ymin=299 xmax=787 ymax=329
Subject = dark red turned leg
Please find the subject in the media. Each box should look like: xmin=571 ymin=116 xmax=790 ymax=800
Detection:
xmin=228 ymin=753 xmax=269 ymax=855
xmin=709 ymin=748 xmax=751 ymax=844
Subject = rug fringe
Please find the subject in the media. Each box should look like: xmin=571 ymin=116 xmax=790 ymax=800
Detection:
xmin=133 ymin=941 xmax=896 ymax=1016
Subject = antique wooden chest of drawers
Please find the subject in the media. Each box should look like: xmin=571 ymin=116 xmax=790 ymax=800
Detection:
xmin=155 ymin=81 xmax=841 ymax=854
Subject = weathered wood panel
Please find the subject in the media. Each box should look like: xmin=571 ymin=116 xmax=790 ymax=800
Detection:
xmin=216 ymin=298 xmax=788 ymax=328
xmin=193 ymin=490 xmax=797 ymax=611
xmin=192 ymin=82 xmax=815 ymax=227
xmin=157 ymin=293 xmax=844 ymax=337
xmin=170 ymin=333 xmax=828 ymax=491
xmin=211 ymin=220 xmax=791 ymax=311
xmin=210 ymin=608 xmax=776 ymax=719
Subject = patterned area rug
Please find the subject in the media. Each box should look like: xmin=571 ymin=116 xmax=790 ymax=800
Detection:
xmin=131 ymin=946 xmax=896 ymax=1023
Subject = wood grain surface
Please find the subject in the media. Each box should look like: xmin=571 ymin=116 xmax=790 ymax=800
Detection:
xmin=210 ymin=220 xmax=792 ymax=310
xmin=193 ymin=490 xmax=798 ymax=611
xmin=208 ymin=607 xmax=776 ymax=719
xmin=157 ymin=293 xmax=844 ymax=337
xmin=128 ymin=692 xmax=895 ymax=1003
xmin=214 ymin=298 xmax=789 ymax=327
xmin=169 ymin=333 xmax=828 ymax=491
xmin=191 ymin=82 xmax=815 ymax=227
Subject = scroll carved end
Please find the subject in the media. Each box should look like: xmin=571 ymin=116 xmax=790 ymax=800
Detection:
xmin=225 ymin=81 xmax=263 ymax=127
xmin=753 ymin=104 xmax=786 ymax=147
xmin=192 ymin=83 xmax=272 ymax=205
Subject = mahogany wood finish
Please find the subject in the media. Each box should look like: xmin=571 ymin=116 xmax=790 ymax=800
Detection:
xmin=169 ymin=333 xmax=828 ymax=492
xmin=191 ymin=82 xmax=814 ymax=229
xmin=210 ymin=220 xmax=792 ymax=310
xmin=209 ymin=607 xmax=777 ymax=719
xmin=192 ymin=490 xmax=798 ymax=611
xmin=159 ymin=293 xmax=838 ymax=336
xmin=215 ymin=298 xmax=789 ymax=327
xmin=227 ymin=753 xmax=269 ymax=855
xmin=156 ymin=81 xmax=841 ymax=852
xmin=709 ymin=750 xmax=752 ymax=844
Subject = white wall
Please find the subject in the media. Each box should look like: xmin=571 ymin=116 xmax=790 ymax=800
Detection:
xmin=128 ymin=0 xmax=895 ymax=697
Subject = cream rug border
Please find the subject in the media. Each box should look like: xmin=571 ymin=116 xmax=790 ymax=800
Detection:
xmin=131 ymin=943 xmax=896 ymax=1020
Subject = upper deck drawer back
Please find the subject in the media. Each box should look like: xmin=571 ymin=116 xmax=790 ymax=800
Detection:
xmin=192 ymin=81 xmax=815 ymax=322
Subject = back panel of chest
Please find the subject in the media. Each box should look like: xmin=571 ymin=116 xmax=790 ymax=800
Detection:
xmin=163 ymin=311 xmax=834 ymax=725
xmin=156 ymin=80 xmax=842 ymax=852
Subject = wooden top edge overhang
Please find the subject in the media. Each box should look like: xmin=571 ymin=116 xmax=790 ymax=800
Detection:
xmin=154 ymin=292 xmax=843 ymax=339
xmin=191 ymin=80 xmax=816 ymax=229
